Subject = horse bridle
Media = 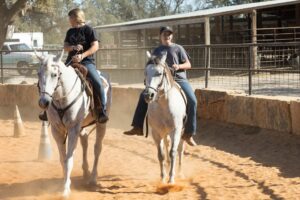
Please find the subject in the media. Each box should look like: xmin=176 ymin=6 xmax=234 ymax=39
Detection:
xmin=145 ymin=64 xmax=168 ymax=93
xmin=39 ymin=63 xmax=85 ymax=119
xmin=38 ymin=64 xmax=62 ymax=99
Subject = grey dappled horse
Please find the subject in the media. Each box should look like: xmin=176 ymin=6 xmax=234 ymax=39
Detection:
xmin=37 ymin=51 xmax=111 ymax=198
xmin=144 ymin=51 xmax=186 ymax=184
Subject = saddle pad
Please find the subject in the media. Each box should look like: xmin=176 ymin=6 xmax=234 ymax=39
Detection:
xmin=174 ymin=82 xmax=187 ymax=106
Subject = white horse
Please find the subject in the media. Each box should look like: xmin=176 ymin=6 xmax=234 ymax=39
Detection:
xmin=144 ymin=51 xmax=186 ymax=184
xmin=37 ymin=51 xmax=111 ymax=198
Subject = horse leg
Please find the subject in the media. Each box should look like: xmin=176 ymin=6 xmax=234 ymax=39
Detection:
xmin=63 ymin=124 xmax=80 ymax=198
xmin=89 ymin=123 xmax=106 ymax=186
xmin=177 ymin=140 xmax=185 ymax=179
xmin=152 ymin=131 xmax=167 ymax=183
xmin=52 ymin=128 xmax=67 ymax=175
xmin=169 ymin=128 xmax=182 ymax=184
xmin=158 ymin=139 xmax=168 ymax=183
xmin=80 ymin=129 xmax=90 ymax=181
xmin=164 ymin=136 xmax=171 ymax=166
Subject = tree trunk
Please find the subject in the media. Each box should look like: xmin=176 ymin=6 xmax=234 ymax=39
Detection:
xmin=0 ymin=10 xmax=9 ymax=50
xmin=0 ymin=0 xmax=28 ymax=49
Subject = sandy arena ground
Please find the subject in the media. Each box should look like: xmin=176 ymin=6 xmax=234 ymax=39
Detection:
xmin=1 ymin=118 xmax=300 ymax=200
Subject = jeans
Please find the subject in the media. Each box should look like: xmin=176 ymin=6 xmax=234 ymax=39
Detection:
xmin=131 ymin=80 xmax=197 ymax=136
xmin=81 ymin=61 xmax=106 ymax=111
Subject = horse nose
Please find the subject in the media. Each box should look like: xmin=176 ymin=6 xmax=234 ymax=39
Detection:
xmin=144 ymin=91 xmax=154 ymax=102
xmin=39 ymin=97 xmax=50 ymax=109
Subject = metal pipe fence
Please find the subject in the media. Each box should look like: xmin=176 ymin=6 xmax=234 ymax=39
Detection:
xmin=0 ymin=43 xmax=299 ymax=97
xmin=97 ymin=42 xmax=300 ymax=96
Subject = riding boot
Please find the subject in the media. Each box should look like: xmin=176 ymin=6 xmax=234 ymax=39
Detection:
xmin=97 ymin=109 xmax=109 ymax=123
xmin=39 ymin=111 xmax=48 ymax=121
xmin=123 ymin=127 xmax=143 ymax=136
xmin=181 ymin=133 xmax=197 ymax=146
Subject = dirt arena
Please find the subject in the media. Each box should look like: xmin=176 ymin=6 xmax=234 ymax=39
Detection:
xmin=1 ymin=112 xmax=300 ymax=200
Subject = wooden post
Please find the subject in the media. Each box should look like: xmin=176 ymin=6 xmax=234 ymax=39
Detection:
xmin=251 ymin=9 xmax=258 ymax=70
xmin=296 ymin=4 xmax=300 ymax=26
xmin=215 ymin=16 xmax=221 ymax=43
xmin=205 ymin=17 xmax=211 ymax=87
xmin=118 ymin=31 xmax=121 ymax=68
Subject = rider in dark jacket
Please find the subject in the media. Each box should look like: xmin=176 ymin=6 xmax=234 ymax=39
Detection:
xmin=39 ymin=8 xmax=108 ymax=123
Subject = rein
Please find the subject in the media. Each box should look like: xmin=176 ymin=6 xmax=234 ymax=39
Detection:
xmin=50 ymin=50 xmax=87 ymax=119
xmin=145 ymin=63 xmax=188 ymax=138
xmin=145 ymin=63 xmax=173 ymax=100
xmin=145 ymin=63 xmax=175 ymax=138
xmin=39 ymin=64 xmax=86 ymax=120
xmin=51 ymin=81 xmax=86 ymax=120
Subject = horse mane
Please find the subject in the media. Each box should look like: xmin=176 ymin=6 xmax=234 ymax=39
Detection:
xmin=147 ymin=53 xmax=175 ymax=89
xmin=161 ymin=62 xmax=175 ymax=88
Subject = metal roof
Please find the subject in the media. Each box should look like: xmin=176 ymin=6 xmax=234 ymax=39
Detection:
xmin=94 ymin=0 xmax=300 ymax=32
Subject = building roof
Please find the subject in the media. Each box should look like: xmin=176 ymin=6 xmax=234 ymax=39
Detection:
xmin=95 ymin=0 xmax=300 ymax=32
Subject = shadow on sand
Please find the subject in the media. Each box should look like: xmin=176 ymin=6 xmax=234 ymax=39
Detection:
xmin=195 ymin=120 xmax=300 ymax=178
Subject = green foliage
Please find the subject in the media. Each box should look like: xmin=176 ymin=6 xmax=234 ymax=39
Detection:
xmin=6 ymin=0 xmax=270 ymax=46
xmin=14 ymin=0 xmax=78 ymax=45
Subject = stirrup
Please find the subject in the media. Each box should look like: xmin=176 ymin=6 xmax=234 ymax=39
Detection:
xmin=39 ymin=111 xmax=48 ymax=121
xmin=97 ymin=111 xmax=109 ymax=123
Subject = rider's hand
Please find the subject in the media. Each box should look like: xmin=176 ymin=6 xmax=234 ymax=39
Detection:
xmin=172 ymin=64 xmax=180 ymax=71
xmin=72 ymin=54 xmax=83 ymax=63
xmin=72 ymin=44 xmax=83 ymax=52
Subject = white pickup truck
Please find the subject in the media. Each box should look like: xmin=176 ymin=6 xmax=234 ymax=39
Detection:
xmin=1 ymin=42 xmax=40 ymax=75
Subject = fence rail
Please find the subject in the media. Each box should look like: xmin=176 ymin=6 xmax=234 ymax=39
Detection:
xmin=0 ymin=43 xmax=299 ymax=97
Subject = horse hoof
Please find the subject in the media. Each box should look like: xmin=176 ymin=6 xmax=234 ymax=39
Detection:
xmin=87 ymin=182 xmax=101 ymax=192
xmin=62 ymin=189 xmax=70 ymax=199
xmin=168 ymin=179 xmax=175 ymax=185
xmin=88 ymin=180 xmax=97 ymax=186
xmin=83 ymin=171 xmax=91 ymax=181
xmin=161 ymin=177 xmax=167 ymax=184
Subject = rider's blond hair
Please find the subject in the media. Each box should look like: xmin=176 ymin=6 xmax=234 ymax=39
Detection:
xmin=68 ymin=8 xmax=85 ymax=25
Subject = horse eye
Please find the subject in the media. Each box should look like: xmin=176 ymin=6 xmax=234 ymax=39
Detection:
xmin=155 ymin=72 xmax=162 ymax=76
xmin=51 ymin=73 xmax=57 ymax=78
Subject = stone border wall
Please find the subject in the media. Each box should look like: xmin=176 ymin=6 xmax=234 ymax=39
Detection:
xmin=196 ymin=89 xmax=300 ymax=135
xmin=0 ymin=84 xmax=299 ymax=134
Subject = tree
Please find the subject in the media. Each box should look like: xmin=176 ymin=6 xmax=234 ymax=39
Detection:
xmin=15 ymin=0 xmax=77 ymax=46
xmin=2 ymin=0 xmax=193 ymax=48
xmin=194 ymin=0 xmax=270 ymax=10
xmin=0 ymin=0 xmax=28 ymax=49
xmin=82 ymin=0 xmax=190 ymax=25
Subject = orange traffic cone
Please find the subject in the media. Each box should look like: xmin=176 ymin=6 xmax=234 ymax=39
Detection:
xmin=14 ymin=105 xmax=25 ymax=137
xmin=38 ymin=121 xmax=52 ymax=160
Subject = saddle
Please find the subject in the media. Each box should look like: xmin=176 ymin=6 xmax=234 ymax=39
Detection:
xmin=71 ymin=63 xmax=107 ymax=119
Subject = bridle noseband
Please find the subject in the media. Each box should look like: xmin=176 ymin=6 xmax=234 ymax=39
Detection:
xmin=38 ymin=63 xmax=85 ymax=120
xmin=38 ymin=64 xmax=62 ymax=99
xmin=145 ymin=64 xmax=168 ymax=93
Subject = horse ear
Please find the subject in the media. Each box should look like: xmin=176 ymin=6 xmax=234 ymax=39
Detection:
xmin=160 ymin=52 xmax=167 ymax=64
xmin=55 ymin=50 xmax=64 ymax=62
xmin=146 ymin=51 xmax=151 ymax=59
